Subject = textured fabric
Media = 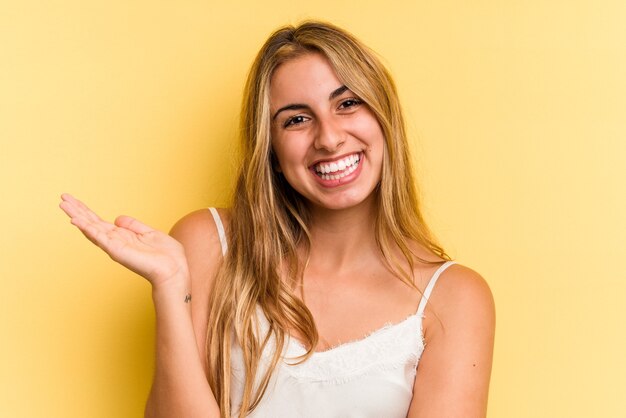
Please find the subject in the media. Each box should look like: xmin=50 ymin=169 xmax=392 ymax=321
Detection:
xmin=207 ymin=208 xmax=454 ymax=417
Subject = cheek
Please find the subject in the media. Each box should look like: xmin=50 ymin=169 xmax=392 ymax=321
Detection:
xmin=271 ymin=141 xmax=302 ymax=176
xmin=362 ymin=124 xmax=385 ymax=155
xmin=353 ymin=112 xmax=385 ymax=144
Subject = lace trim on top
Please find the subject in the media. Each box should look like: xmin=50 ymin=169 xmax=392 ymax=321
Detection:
xmin=260 ymin=311 xmax=426 ymax=384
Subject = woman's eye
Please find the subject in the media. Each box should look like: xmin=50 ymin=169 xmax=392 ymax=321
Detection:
xmin=338 ymin=98 xmax=362 ymax=110
xmin=284 ymin=115 xmax=308 ymax=128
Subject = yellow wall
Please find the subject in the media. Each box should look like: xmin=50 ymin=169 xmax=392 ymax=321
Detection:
xmin=2 ymin=1 xmax=624 ymax=417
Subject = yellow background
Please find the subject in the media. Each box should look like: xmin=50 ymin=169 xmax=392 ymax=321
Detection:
xmin=2 ymin=1 xmax=625 ymax=417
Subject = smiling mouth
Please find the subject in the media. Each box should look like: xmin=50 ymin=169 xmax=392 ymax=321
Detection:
xmin=312 ymin=153 xmax=361 ymax=180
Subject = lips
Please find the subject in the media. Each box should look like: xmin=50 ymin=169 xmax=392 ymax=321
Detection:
xmin=312 ymin=153 xmax=361 ymax=180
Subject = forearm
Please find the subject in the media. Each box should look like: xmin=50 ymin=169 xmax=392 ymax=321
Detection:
xmin=58 ymin=196 xmax=221 ymax=416
xmin=145 ymin=279 xmax=220 ymax=418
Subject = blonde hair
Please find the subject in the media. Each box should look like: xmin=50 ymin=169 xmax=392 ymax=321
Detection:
xmin=206 ymin=20 xmax=448 ymax=417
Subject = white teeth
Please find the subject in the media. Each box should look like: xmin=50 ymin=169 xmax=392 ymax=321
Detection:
xmin=315 ymin=154 xmax=361 ymax=181
xmin=313 ymin=154 xmax=361 ymax=178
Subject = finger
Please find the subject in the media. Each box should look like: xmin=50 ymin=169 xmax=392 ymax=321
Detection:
xmin=60 ymin=195 xmax=116 ymax=240
xmin=60 ymin=203 xmax=109 ymax=237
xmin=59 ymin=199 xmax=78 ymax=219
xmin=69 ymin=215 xmax=115 ymax=249
xmin=62 ymin=194 xmax=102 ymax=223
xmin=60 ymin=193 xmax=83 ymax=218
xmin=69 ymin=206 xmax=115 ymax=234
xmin=115 ymin=215 xmax=154 ymax=235
xmin=60 ymin=194 xmax=100 ymax=224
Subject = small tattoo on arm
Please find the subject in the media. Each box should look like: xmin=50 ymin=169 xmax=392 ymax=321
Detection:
xmin=184 ymin=294 xmax=192 ymax=303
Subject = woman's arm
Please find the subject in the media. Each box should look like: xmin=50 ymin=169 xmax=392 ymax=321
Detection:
xmin=407 ymin=264 xmax=495 ymax=418
xmin=144 ymin=273 xmax=219 ymax=418
xmin=59 ymin=195 xmax=220 ymax=418
xmin=145 ymin=209 xmax=226 ymax=417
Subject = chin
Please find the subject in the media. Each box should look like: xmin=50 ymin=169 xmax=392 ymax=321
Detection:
xmin=308 ymin=190 xmax=378 ymax=212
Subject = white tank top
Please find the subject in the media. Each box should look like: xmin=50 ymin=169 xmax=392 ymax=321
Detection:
xmin=208 ymin=208 xmax=455 ymax=418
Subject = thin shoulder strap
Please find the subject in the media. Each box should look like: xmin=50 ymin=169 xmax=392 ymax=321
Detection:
xmin=416 ymin=260 xmax=456 ymax=316
xmin=208 ymin=207 xmax=228 ymax=256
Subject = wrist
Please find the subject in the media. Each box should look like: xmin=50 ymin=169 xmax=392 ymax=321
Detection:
xmin=151 ymin=269 xmax=191 ymax=301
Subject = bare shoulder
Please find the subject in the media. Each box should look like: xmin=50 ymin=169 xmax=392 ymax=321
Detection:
xmin=170 ymin=208 xmax=230 ymax=248
xmin=434 ymin=263 xmax=494 ymax=307
xmin=169 ymin=206 xmax=231 ymax=289
xmin=424 ymin=263 xmax=495 ymax=339
xmin=169 ymin=207 xmax=231 ymax=295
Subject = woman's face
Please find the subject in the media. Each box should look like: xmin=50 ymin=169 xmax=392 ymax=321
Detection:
xmin=269 ymin=53 xmax=385 ymax=211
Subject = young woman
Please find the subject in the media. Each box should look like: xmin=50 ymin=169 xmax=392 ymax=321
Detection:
xmin=60 ymin=21 xmax=495 ymax=418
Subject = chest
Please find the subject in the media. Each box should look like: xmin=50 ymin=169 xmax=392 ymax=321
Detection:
xmin=230 ymin=310 xmax=426 ymax=418
xmin=297 ymin=268 xmax=425 ymax=352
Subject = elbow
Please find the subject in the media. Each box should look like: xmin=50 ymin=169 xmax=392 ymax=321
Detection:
xmin=144 ymin=393 xmax=221 ymax=418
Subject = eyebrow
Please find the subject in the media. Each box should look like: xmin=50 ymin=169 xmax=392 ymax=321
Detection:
xmin=272 ymin=85 xmax=349 ymax=121
xmin=329 ymin=85 xmax=349 ymax=100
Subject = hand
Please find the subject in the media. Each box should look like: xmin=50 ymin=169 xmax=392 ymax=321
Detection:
xmin=59 ymin=193 xmax=189 ymax=289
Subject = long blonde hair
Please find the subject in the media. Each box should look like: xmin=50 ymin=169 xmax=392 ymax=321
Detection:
xmin=206 ymin=20 xmax=448 ymax=417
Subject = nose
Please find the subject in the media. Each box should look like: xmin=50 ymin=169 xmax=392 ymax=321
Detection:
xmin=314 ymin=117 xmax=345 ymax=152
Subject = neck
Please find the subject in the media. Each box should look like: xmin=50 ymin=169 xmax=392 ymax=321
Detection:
xmin=305 ymin=196 xmax=379 ymax=271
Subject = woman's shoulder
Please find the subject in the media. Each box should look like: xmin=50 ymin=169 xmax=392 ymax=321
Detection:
xmin=436 ymin=262 xmax=493 ymax=307
xmin=408 ymin=241 xmax=492 ymax=304
xmin=423 ymin=261 xmax=495 ymax=339
xmin=169 ymin=207 xmax=232 ymax=267
xmin=170 ymin=207 xmax=231 ymax=241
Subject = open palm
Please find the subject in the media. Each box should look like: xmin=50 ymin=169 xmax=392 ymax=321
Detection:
xmin=59 ymin=194 xmax=188 ymax=287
